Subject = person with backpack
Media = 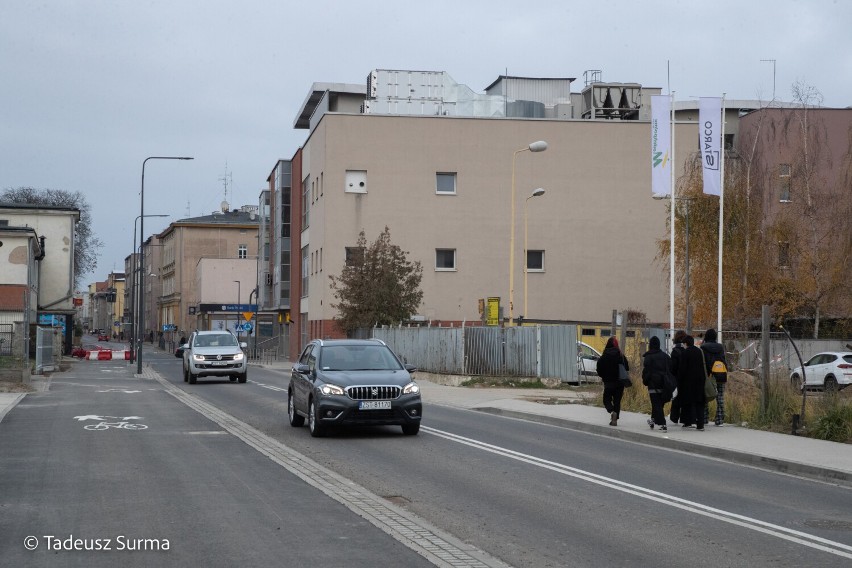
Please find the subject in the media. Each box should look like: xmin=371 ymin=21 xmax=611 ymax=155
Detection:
xmin=701 ymin=328 xmax=728 ymax=426
xmin=642 ymin=336 xmax=673 ymax=432
xmin=596 ymin=336 xmax=629 ymax=426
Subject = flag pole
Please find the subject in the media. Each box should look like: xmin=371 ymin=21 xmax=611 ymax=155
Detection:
xmin=717 ymin=93 xmax=726 ymax=340
xmin=670 ymin=91 xmax=676 ymax=341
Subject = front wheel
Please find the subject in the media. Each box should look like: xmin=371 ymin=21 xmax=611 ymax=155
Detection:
xmin=237 ymin=372 xmax=247 ymax=384
xmin=402 ymin=423 xmax=420 ymax=436
xmin=308 ymin=398 xmax=326 ymax=438
xmin=188 ymin=370 xmax=197 ymax=384
xmin=183 ymin=366 xmax=188 ymax=383
xmin=791 ymin=373 xmax=802 ymax=391
xmin=288 ymin=391 xmax=304 ymax=427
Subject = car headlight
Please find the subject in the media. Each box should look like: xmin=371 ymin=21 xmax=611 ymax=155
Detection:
xmin=320 ymin=384 xmax=344 ymax=396
xmin=233 ymin=352 xmax=244 ymax=361
xmin=192 ymin=354 xmax=204 ymax=362
xmin=403 ymin=381 xmax=420 ymax=394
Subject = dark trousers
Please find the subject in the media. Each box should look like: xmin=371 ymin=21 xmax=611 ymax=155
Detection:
xmin=684 ymin=402 xmax=706 ymax=428
xmin=603 ymin=382 xmax=625 ymax=417
xmin=649 ymin=392 xmax=666 ymax=426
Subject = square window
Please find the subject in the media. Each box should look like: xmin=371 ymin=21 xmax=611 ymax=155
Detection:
xmin=345 ymin=246 xmax=365 ymax=266
xmin=526 ymin=250 xmax=544 ymax=271
xmin=436 ymin=249 xmax=456 ymax=271
xmin=436 ymin=172 xmax=457 ymax=194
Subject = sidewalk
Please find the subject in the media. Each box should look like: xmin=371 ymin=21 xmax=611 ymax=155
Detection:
xmin=3 ymin=358 xmax=851 ymax=487
xmin=247 ymin=360 xmax=852 ymax=487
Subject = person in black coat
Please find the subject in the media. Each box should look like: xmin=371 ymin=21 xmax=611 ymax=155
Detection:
xmin=642 ymin=336 xmax=672 ymax=432
xmin=596 ymin=336 xmax=629 ymax=426
xmin=700 ymin=328 xmax=728 ymax=426
xmin=677 ymin=335 xmax=707 ymax=430
xmin=669 ymin=330 xmax=686 ymax=423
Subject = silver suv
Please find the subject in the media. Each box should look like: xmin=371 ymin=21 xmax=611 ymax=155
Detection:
xmin=182 ymin=330 xmax=248 ymax=384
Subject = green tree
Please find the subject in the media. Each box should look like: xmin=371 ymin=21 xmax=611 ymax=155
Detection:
xmin=329 ymin=227 xmax=423 ymax=334
xmin=0 ymin=187 xmax=103 ymax=287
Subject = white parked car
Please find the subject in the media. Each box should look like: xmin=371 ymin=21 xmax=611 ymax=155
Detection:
xmin=789 ymin=351 xmax=852 ymax=391
xmin=577 ymin=342 xmax=602 ymax=378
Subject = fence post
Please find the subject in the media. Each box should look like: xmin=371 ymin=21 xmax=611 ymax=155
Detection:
xmin=761 ymin=305 xmax=771 ymax=414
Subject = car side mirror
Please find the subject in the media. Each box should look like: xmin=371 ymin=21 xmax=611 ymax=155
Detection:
xmin=294 ymin=363 xmax=311 ymax=374
xmin=404 ymin=363 xmax=418 ymax=373
xmin=240 ymin=342 xmax=248 ymax=348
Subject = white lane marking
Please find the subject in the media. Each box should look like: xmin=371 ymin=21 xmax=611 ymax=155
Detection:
xmin=422 ymin=426 xmax=852 ymax=560
xmin=96 ymin=389 xmax=142 ymax=393
xmin=249 ymin=380 xmax=287 ymax=392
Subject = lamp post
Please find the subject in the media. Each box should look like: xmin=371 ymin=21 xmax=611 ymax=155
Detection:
xmin=523 ymin=188 xmax=546 ymax=319
xmin=130 ymin=214 xmax=168 ymax=363
xmin=508 ymin=140 xmax=547 ymax=326
xmin=233 ymin=280 xmax=241 ymax=338
xmin=654 ymin=194 xmax=695 ymax=332
xmin=137 ymin=156 xmax=192 ymax=375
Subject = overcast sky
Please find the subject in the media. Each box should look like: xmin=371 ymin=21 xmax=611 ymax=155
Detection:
xmin=2 ymin=0 xmax=850 ymax=288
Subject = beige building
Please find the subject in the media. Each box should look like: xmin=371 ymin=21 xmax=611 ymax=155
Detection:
xmin=150 ymin=205 xmax=259 ymax=344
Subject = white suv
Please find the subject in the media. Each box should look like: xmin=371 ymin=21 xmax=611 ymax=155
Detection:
xmin=182 ymin=330 xmax=248 ymax=384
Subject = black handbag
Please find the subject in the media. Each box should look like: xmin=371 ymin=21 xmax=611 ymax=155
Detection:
xmin=618 ymin=362 xmax=632 ymax=387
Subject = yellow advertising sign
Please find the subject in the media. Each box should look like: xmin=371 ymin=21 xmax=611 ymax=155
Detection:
xmin=486 ymin=297 xmax=500 ymax=326
xmin=243 ymin=311 xmax=254 ymax=322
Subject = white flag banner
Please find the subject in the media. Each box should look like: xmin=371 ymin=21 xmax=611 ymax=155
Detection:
xmin=651 ymin=95 xmax=672 ymax=196
xmin=699 ymin=97 xmax=722 ymax=196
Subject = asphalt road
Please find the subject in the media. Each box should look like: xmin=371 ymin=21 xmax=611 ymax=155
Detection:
xmin=145 ymin=351 xmax=852 ymax=568
xmin=0 ymin=357 xmax=436 ymax=568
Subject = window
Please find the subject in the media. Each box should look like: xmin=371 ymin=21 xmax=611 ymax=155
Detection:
xmin=238 ymin=244 xmax=247 ymax=259
xmin=302 ymin=176 xmax=310 ymax=228
xmin=436 ymin=249 xmax=456 ymax=271
xmin=345 ymin=246 xmax=365 ymax=266
xmin=526 ymin=250 xmax=544 ymax=271
xmin=345 ymin=170 xmax=367 ymax=193
xmin=301 ymin=246 xmax=309 ymax=296
xmin=436 ymin=172 xmax=457 ymax=194
xmin=724 ymin=133 xmax=734 ymax=150
xmin=779 ymin=164 xmax=791 ymax=202
xmin=581 ymin=328 xmax=596 ymax=337
xmin=778 ymin=242 xmax=790 ymax=268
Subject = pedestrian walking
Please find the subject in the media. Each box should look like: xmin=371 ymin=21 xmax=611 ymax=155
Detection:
xmin=642 ymin=336 xmax=672 ymax=432
xmin=668 ymin=330 xmax=686 ymax=424
xmin=596 ymin=336 xmax=629 ymax=426
xmin=700 ymin=328 xmax=728 ymax=426
xmin=677 ymin=335 xmax=707 ymax=430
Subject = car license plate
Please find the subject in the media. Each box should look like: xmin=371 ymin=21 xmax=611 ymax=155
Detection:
xmin=359 ymin=400 xmax=391 ymax=410
xmin=211 ymin=361 xmax=227 ymax=366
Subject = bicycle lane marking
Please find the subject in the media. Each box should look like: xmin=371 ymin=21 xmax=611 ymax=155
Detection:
xmin=73 ymin=415 xmax=148 ymax=431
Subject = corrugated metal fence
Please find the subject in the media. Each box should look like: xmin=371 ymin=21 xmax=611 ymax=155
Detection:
xmin=370 ymin=324 xmax=581 ymax=383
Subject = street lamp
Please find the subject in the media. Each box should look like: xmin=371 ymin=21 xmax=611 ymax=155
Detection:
xmin=509 ymin=140 xmax=547 ymax=325
xmin=233 ymin=280 xmax=241 ymax=338
xmin=137 ymin=156 xmax=193 ymax=375
xmin=129 ymin=214 xmax=168 ymax=363
xmin=654 ymin=193 xmax=696 ymax=332
xmin=523 ymin=188 xmax=546 ymax=319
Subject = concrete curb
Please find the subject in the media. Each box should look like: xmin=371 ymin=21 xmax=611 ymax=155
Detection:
xmin=475 ymin=406 xmax=852 ymax=488
xmin=0 ymin=393 xmax=25 ymax=424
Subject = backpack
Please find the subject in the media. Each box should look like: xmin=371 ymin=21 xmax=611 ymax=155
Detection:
xmin=711 ymin=357 xmax=728 ymax=380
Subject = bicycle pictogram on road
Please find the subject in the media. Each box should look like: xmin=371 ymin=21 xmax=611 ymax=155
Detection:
xmin=73 ymin=415 xmax=148 ymax=431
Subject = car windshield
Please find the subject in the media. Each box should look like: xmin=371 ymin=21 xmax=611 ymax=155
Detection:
xmin=194 ymin=334 xmax=238 ymax=348
xmin=320 ymin=345 xmax=403 ymax=371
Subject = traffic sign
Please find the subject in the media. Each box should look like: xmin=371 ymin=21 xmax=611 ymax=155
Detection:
xmin=243 ymin=311 xmax=254 ymax=322
xmin=243 ymin=322 xmax=253 ymax=332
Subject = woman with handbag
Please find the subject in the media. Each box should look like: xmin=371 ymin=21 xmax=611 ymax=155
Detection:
xmin=700 ymin=328 xmax=728 ymax=426
xmin=596 ymin=336 xmax=629 ymax=426
xmin=676 ymin=335 xmax=708 ymax=430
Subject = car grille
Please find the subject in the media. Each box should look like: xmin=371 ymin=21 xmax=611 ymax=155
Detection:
xmin=346 ymin=385 xmax=401 ymax=400
xmin=199 ymin=354 xmax=237 ymax=361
